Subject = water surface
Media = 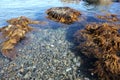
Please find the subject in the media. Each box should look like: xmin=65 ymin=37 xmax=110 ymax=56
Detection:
xmin=0 ymin=0 xmax=120 ymax=27
xmin=0 ymin=0 xmax=120 ymax=80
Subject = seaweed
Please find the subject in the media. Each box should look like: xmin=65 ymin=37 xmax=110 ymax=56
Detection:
xmin=0 ymin=16 xmax=42 ymax=59
xmin=83 ymin=0 xmax=112 ymax=6
xmin=46 ymin=7 xmax=81 ymax=24
xmin=74 ymin=23 xmax=120 ymax=80
xmin=97 ymin=13 xmax=120 ymax=22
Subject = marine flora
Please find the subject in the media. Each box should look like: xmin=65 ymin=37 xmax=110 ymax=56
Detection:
xmin=83 ymin=0 xmax=112 ymax=5
xmin=7 ymin=16 xmax=43 ymax=25
xmin=74 ymin=23 xmax=120 ymax=80
xmin=0 ymin=16 xmax=41 ymax=59
xmin=46 ymin=7 xmax=81 ymax=24
xmin=97 ymin=13 xmax=120 ymax=22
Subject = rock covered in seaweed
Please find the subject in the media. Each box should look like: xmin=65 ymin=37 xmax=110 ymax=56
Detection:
xmin=0 ymin=16 xmax=41 ymax=59
xmin=46 ymin=7 xmax=81 ymax=24
xmin=83 ymin=0 xmax=112 ymax=5
xmin=97 ymin=13 xmax=120 ymax=22
xmin=7 ymin=16 xmax=44 ymax=25
xmin=74 ymin=23 xmax=120 ymax=80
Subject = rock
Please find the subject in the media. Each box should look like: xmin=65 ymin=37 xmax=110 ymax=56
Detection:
xmin=66 ymin=68 xmax=72 ymax=72
xmin=24 ymin=71 xmax=31 ymax=79
xmin=48 ymin=78 xmax=54 ymax=80
xmin=84 ymin=77 xmax=90 ymax=80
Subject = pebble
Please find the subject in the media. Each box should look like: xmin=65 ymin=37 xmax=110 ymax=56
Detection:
xmin=84 ymin=77 xmax=90 ymax=80
xmin=50 ymin=44 xmax=54 ymax=47
xmin=73 ymin=58 xmax=77 ymax=63
xmin=91 ymin=73 xmax=94 ymax=76
xmin=1 ymin=70 xmax=4 ymax=73
xmin=0 ymin=27 xmax=91 ymax=80
xmin=19 ymin=68 xmax=24 ymax=73
xmin=66 ymin=68 xmax=72 ymax=72
xmin=24 ymin=71 xmax=32 ymax=79
xmin=76 ymin=62 xmax=81 ymax=67
xmin=48 ymin=78 xmax=54 ymax=80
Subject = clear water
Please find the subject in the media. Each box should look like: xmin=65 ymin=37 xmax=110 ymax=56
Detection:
xmin=0 ymin=0 xmax=120 ymax=27
xmin=0 ymin=0 xmax=120 ymax=79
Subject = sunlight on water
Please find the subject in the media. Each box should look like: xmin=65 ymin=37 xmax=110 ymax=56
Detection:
xmin=0 ymin=0 xmax=120 ymax=27
xmin=0 ymin=0 xmax=120 ymax=80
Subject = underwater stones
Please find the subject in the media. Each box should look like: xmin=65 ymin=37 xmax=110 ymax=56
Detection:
xmin=74 ymin=23 xmax=120 ymax=80
xmin=0 ymin=16 xmax=41 ymax=59
xmin=97 ymin=13 xmax=120 ymax=22
xmin=46 ymin=7 xmax=81 ymax=24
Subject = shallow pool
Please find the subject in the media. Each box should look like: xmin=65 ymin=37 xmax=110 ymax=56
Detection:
xmin=0 ymin=0 xmax=120 ymax=80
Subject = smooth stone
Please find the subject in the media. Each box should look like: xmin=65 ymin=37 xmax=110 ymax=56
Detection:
xmin=73 ymin=58 xmax=77 ymax=63
xmin=48 ymin=78 xmax=54 ymax=80
xmin=84 ymin=77 xmax=90 ymax=80
xmin=50 ymin=45 xmax=54 ymax=47
xmin=76 ymin=62 xmax=81 ymax=67
xmin=24 ymin=71 xmax=31 ymax=79
xmin=66 ymin=68 xmax=72 ymax=72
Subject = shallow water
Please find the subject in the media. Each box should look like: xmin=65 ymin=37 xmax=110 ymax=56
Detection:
xmin=0 ymin=0 xmax=120 ymax=80
xmin=0 ymin=0 xmax=120 ymax=27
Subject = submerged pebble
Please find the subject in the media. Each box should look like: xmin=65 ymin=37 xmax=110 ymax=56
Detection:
xmin=0 ymin=28 xmax=83 ymax=80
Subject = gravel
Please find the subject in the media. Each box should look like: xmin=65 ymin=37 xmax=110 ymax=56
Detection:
xmin=0 ymin=26 xmax=91 ymax=80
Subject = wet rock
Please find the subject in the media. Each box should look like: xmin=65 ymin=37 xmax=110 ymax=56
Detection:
xmin=24 ymin=71 xmax=31 ymax=79
xmin=46 ymin=7 xmax=81 ymax=24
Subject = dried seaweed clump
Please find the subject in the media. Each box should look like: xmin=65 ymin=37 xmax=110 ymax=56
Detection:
xmin=0 ymin=16 xmax=40 ymax=59
xmin=97 ymin=13 xmax=120 ymax=22
xmin=74 ymin=23 xmax=120 ymax=80
xmin=46 ymin=7 xmax=81 ymax=24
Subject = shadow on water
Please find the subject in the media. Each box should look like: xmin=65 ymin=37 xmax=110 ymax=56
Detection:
xmin=64 ymin=1 xmax=120 ymax=80
xmin=65 ymin=14 xmax=105 ymax=42
xmin=65 ymin=16 xmax=102 ymax=80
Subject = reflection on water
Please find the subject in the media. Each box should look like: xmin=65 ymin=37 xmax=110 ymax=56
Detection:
xmin=83 ymin=0 xmax=112 ymax=13
xmin=0 ymin=0 xmax=120 ymax=27
xmin=60 ymin=0 xmax=81 ymax=4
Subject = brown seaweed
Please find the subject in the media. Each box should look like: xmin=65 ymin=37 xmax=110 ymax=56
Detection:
xmin=0 ymin=16 xmax=41 ymax=59
xmin=74 ymin=23 xmax=120 ymax=80
xmin=46 ymin=7 xmax=81 ymax=24
xmin=97 ymin=13 xmax=120 ymax=22
xmin=84 ymin=0 xmax=112 ymax=6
